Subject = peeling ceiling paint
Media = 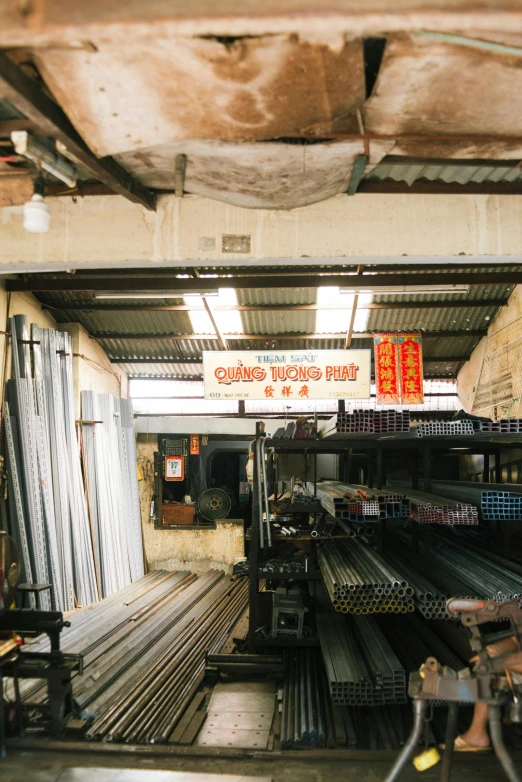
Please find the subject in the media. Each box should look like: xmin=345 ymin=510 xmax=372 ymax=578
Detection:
xmin=35 ymin=36 xmax=365 ymax=157
xmin=114 ymin=139 xmax=394 ymax=209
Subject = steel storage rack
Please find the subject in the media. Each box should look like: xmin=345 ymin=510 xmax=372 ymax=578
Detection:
xmin=247 ymin=419 xmax=522 ymax=650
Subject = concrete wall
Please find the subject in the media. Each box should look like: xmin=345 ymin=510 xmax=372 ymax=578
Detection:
xmin=136 ymin=436 xmax=244 ymax=573
xmin=0 ymin=281 xmax=127 ymax=413
xmin=0 ymin=282 xmax=59 ymax=406
xmin=63 ymin=323 xmax=128 ymax=418
xmin=457 ymin=284 xmax=522 ymax=418
xmin=2 ymin=193 xmax=522 ymax=271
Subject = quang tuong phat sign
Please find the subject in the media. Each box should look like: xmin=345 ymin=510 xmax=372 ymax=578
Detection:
xmin=203 ymin=350 xmax=371 ymax=401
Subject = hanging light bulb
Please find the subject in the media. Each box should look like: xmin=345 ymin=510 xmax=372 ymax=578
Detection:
xmin=23 ymin=176 xmax=50 ymax=234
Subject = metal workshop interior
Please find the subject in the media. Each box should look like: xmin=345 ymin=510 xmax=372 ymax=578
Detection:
xmin=3 ymin=4 xmax=522 ymax=782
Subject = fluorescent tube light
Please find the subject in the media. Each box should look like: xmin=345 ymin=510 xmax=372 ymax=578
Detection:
xmin=94 ymin=292 xmax=218 ymax=299
xmin=339 ymin=284 xmax=469 ymax=295
xmin=12 ymin=131 xmax=77 ymax=188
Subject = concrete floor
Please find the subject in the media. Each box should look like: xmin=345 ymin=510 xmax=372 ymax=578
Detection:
xmin=0 ymin=748 xmax=514 ymax=782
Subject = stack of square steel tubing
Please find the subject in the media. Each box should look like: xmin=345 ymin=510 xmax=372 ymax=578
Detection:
xmin=479 ymin=418 xmax=522 ymax=433
xmin=384 ymin=484 xmax=479 ymax=526
xmin=322 ymin=409 xmax=411 ymax=437
xmin=416 ymin=420 xmax=474 ymax=437
xmin=311 ymin=481 xmax=411 ymax=523
xmin=316 ymin=592 xmax=407 ymax=706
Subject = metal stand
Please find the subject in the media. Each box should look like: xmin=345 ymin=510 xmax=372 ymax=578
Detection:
xmin=384 ymin=699 xmax=428 ymax=782
xmin=0 ymin=651 xmax=24 ymax=759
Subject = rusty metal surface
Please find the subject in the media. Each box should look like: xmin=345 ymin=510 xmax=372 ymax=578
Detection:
xmin=114 ymin=139 xmax=392 ymax=209
xmin=35 ymin=37 xmax=365 ymax=156
xmin=365 ymin=34 xmax=522 ymax=159
xmin=3 ymin=2 xmax=522 ymax=47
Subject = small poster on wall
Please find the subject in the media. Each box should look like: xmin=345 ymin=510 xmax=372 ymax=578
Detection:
xmin=165 ymin=455 xmax=184 ymax=481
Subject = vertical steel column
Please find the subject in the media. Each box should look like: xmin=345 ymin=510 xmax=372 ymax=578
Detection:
xmin=423 ymin=444 xmax=432 ymax=493
xmin=248 ymin=423 xmax=262 ymax=652
xmin=411 ymin=455 xmax=419 ymax=490
xmin=367 ymin=452 xmax=374 ymax=489
xmin=483 ymin=453 xmax=490 ymax=483
xmin=376 ymin=445 xmax=384 ymax=491
xmin=495 ymin=451 xmax=502 ymax=483
xmin=440 ymin=702 xmax=459 ymax=782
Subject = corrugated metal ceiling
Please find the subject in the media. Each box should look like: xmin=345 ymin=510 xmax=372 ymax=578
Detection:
xmin=367 ymin=161 xmax=522 ymax=186
xmin=32 ymin=272 xmax=512 ymax=378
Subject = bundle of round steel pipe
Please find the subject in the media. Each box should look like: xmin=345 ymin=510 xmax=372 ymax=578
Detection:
xmin=389 ymin=527 xmax=522 ymax=607
xmin=317 ymin=538 xmax=414 ymax=614
xmin=382 ymin=552 xmax=454 ymax=620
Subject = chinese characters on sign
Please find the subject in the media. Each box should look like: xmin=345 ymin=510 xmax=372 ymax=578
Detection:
xmin=374 ymin=332 xmax=424 ymax=405
xmin=398 ymin=333 xmax=424 ymax=404
xmin=203 ymin=350 xmax=371 ymax=400
xmin=374 ymin=334 xmax=400 ymax=405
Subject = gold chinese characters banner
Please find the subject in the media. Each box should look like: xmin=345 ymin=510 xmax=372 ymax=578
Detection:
xmin=374 ymin=333 xmax=424 ymax=405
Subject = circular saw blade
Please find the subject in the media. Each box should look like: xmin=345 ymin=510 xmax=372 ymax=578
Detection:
xmin=198 ymin=488 xmax=231 ymax=521
xmin=0 ymin=532 xmax=19 ymax=616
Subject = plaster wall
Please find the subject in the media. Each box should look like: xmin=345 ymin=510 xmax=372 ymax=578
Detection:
xmin=2 ymin=193 xmax=522 ymax=272
xmin=136 ymin=436 xmax=245 ymax=573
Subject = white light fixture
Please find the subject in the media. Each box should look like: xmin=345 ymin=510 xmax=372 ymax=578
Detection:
xmin=23 ymin=177 xmax=50 ymax=234
xmin=339 ymin=284 xmax=469 ymax=295
xmin=12 ymin=131 xmax=77 ymax=188
xmin=94 ymin=291 xmax=218 ymax=299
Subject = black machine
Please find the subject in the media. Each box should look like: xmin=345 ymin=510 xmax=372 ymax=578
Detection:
xmin=153 ymin=435 xmax=231 ymax=527
xmin=384 ymin=598 xmax=522 ymax=782
xmin=0 ymin=531 xmax=81 ymax=755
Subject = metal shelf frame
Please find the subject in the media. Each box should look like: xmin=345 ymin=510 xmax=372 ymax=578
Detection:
xmin=248 ymin=421 xmax=522 ymax=650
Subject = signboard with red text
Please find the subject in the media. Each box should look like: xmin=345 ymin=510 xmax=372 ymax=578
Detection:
xmin=398 ymin=333 xmax=424 ymax=404
xmin=374 ymin=333 xmax=400 ymax=405
xmin=203 ymin=350 xmax=371 ymax=401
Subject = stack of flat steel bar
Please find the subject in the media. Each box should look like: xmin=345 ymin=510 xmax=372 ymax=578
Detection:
xmin=280 ymin=649 xmax=336 ymax=749
xmin=81 ymin=391 xmax=144 ymax=597
xmin=416 ymin=420 xmax=474 ymax=437
xmin=5 ymin=315 xmax=99 ymax=609
xmin=316 ymin=592 xmax=407 ymax=706
xmin=15 ymin=570 xmax=248 ymax=744
xmin=385 ymin=484 xmax=478 ymax=526
xmin=85 ymin=576 xmax=248 ymax=743
xmin=317 ymin=538 xmax=414 ymax=614
xmin=322 ymin=410 xmax=410 ymax=437
xmin=389 ymin=527 xmax=522 ymax=608
xmin=431 ymin=480 xmax=522 ymax=522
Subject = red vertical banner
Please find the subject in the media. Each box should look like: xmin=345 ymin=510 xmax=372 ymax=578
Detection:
xmin=374 ymin=334 xmax=400 ymax=405
xmin=398 ymin=333 xmax=424 ymax=404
